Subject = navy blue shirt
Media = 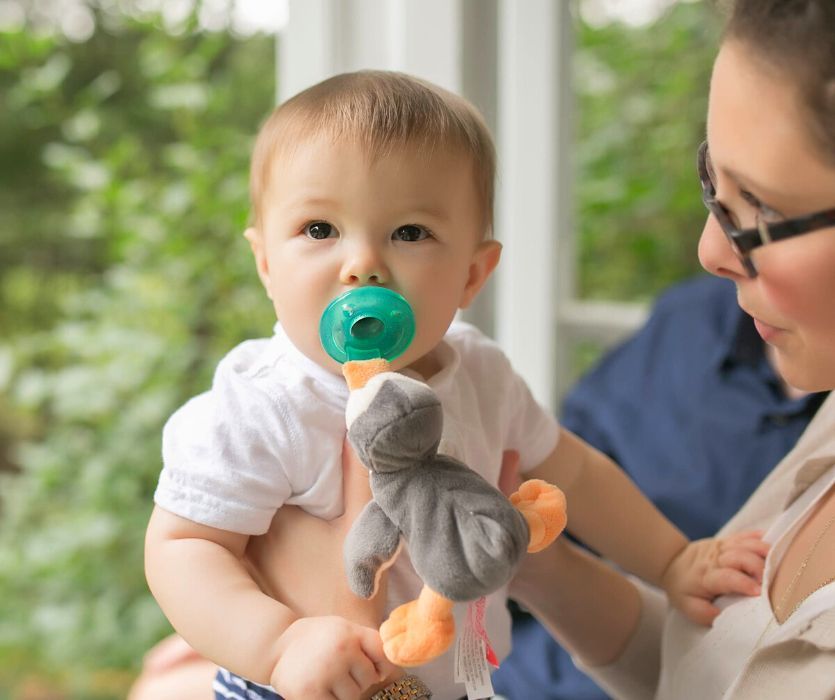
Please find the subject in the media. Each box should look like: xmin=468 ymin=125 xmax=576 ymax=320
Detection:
xmin=492 ymin=275 xmax=827 ymax=700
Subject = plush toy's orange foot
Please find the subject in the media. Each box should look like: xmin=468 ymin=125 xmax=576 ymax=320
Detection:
xmin=510 ymin=479 xmax=567 ymax=553
xmin=380 ymin=586 xmax=455 ymax=667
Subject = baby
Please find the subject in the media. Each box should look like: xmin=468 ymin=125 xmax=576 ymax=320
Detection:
xmin=145 ymin=70 xmax=766 ymax=700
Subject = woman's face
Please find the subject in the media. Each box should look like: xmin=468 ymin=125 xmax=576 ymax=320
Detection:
xmin=698 ymin=40 xmax=835 ymax=392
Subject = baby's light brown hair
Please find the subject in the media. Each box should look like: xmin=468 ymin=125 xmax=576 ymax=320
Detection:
xmin=249 ymin=70 xmax=496 ymax=236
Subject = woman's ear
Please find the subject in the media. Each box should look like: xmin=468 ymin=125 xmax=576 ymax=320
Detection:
xmin=460 ymin=240 xmax=502 ymax=309
xmin=244 ymin=227 xmax=272 ymax=300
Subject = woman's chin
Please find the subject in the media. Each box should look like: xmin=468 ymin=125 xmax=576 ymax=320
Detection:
xmin=775 ymin=351 xmax=835 ymax=394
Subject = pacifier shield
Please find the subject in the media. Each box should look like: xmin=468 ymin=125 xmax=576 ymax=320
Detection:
xmin=319 ymin=287 xmax=415 ymax=363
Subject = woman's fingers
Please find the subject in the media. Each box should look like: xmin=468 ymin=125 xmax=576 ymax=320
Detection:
xmin=141 ymin=634 xmax=204 ymax=673
xmin=680 ymin=597 xmax=721 ymax=627
xmin=498 ymin=449 xmax=522 ymax=497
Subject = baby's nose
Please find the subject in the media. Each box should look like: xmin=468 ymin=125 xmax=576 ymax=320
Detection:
xmin=340 ymin=245 xmax=389 ymax=285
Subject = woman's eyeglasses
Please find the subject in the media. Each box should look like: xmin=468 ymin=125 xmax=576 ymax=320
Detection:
xmin=697 ymin=140 xmax=835 ymax=277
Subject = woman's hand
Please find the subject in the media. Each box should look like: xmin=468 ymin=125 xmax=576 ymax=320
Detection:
xmin=128 ymin=634 xmax=217 ymax=700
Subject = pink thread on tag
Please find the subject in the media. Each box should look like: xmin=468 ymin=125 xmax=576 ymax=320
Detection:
xmin=468 ymin=597 xmax=499 ymax=668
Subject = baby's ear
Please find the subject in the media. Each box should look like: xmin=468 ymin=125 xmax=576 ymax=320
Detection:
xmin=460 ymin=240 xmax=502 ymax=309
xmin=243 ymin=227 xmax=272 ymax=299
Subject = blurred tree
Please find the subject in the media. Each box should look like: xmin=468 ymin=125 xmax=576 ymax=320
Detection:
xmin=575 ymin=0 xmax=719 ymax=301
xmin=0 ymin=4 xmax=275 ymax=697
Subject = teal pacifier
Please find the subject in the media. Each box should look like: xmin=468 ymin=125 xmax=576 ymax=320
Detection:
xmin=319 ymin=287 xmax=415 ymax=363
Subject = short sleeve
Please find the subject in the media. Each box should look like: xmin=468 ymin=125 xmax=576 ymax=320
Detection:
xmin=154 ymin=358 xmax=296 ymax=535
xmin=502 ymin=360 xmax=561 ymax=472
xmin=448 ymin=323 xmax=560 ymax=472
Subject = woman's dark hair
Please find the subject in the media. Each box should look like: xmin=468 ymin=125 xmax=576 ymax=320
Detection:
xmin=722 ymin=0 xmax=835 ymax=162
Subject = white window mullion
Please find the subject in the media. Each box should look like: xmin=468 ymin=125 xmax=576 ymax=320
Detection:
xmin=279 ymin=0 xmax=465 ymax=99
xmin=495 ymin=0 xmax=571 ymax=411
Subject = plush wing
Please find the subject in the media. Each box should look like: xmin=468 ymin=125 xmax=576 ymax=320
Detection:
xmin=376 ymin=458 xmax=531 ymax=602
xmin=344 ymin=500 xmax=402 ymax=599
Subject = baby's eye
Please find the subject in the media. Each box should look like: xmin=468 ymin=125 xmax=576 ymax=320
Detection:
xmin=392 ymin=224 xmax=430 ymax=242
xmin=304 ymin=222 xmax=336 ymax=240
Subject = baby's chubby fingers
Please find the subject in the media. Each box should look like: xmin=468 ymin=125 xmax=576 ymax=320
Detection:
xmin=356 ymin=626 xmax=400 ymax=685
xmin=272 ymin=617 xmax=397 ymax=700
xmin=662 ymin=534 xmax=767 ymax=627
xmin=721 ymin=530 xmax=770 ymax=557
xmin=717 ymin=547 xmax=766 ymax=583
xmin=702 ymin=567 xmax=762 ymax=598
xmin=715 ymin=529 xmax=769 ymax=584
xmin=679 ymin=596 xmax=721 ymax=627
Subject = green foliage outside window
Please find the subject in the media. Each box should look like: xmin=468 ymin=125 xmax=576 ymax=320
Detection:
xmin=0 ymin=8 xmax=275 ymax=697
xmin=0 ymin=2 xmax=719 ymax=697
xmin=574 ymin=0 xmax=719 ymax=300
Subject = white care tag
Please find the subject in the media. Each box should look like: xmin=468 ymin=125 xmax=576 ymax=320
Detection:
xmin=453 ymin=608 xmax=495 ymax=700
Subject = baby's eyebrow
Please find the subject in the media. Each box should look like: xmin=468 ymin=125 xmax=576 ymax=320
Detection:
xmin=401 ymin=205 xmax=452 ymax=223
xmin=287 ymin=195 xmax=338 ymax=209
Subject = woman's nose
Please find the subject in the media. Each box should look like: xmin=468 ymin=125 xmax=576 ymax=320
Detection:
xmin=339 ymin=243 xmax=389 ymax=285
xmin=697 ymin=214 xmax=748 ymax=281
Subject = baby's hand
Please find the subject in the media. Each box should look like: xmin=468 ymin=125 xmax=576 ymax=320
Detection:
xmin=270 ymin=615 xmax=398 ymax=700
xmin=661 ymin=531 xmax=769 ymax=626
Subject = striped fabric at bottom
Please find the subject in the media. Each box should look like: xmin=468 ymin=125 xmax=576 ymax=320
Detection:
xmin=213 ymin=668 xmax=282 ymax=700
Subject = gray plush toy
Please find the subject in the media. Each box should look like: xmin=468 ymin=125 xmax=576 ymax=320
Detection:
xmin=341 ymin=363 xmax=566 ymax=667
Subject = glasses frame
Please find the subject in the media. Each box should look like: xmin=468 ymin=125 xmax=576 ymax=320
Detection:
xmin=697 ymin=140 xmax=835 ymax=277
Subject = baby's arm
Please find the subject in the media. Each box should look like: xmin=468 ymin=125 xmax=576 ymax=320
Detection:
xmin=527 ymin=428 xmax=688 ymax=585
xmin=144 ymin=506 xmax=392 ymax=698
xmin=525 ymin=428 xmax=766 ymax=619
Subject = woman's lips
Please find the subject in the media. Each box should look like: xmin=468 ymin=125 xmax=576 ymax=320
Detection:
xmin=753 ymin=317 xmax=785 ymax=343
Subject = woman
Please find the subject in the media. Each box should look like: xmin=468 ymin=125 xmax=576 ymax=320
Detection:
xmin=512 ymin=1 xmax=835 ymax=697
xmin=132 ymin=1 xmax=835 ymax=698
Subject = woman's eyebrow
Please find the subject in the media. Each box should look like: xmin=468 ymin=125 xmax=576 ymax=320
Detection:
xmin=720 ymin=164 xmax=783 ymax=202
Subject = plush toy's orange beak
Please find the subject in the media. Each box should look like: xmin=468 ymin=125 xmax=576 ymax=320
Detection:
xmin=342 ymin=358 xmax=391 ymax=391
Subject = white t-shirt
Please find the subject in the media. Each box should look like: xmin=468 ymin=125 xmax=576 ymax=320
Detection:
xmin=155 ymin=320 xmax=560 ymax=699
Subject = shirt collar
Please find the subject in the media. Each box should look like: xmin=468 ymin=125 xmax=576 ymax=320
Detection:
xmin=784 ymin=393 xmax=835 ymax=508
xmin=399 ymin=337 xmax=460 ymax=391
xmin=271 ymin=321 xmax=349 ymax=399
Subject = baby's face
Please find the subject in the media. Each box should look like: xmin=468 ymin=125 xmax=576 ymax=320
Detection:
xmin=249 ymin=134 xmax=499 ymax=375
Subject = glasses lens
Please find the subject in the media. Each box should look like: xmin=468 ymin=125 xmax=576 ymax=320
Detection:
xmin=697 ymin=142 xmax=758 ymax=277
